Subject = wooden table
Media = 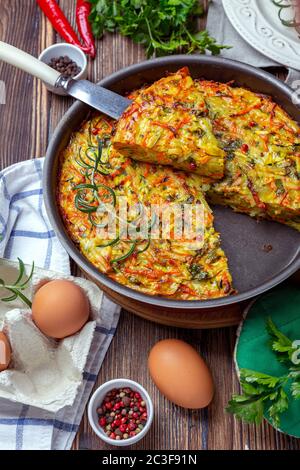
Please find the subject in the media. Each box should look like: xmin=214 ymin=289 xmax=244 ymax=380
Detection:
xmin=0 ymin=0 xmax=299 ymax=451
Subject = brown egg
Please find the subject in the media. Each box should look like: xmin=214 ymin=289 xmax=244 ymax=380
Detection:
xmin=148 ymin=339 xmax=214 ymax=409
xmin=32 ymin=280 xmax=90 ymax=339
xmin=0 ymin=331 xmax=12 ymax=372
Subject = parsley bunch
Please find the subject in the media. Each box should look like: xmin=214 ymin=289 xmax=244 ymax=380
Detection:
xmin=227 ymin=318 xmax=300 ymax=428
xmin=89 ymin=0 xmax=228 ymax=58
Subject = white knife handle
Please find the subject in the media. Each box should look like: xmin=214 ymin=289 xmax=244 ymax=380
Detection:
xmin=0 ymin=41 xmax=60 ymax=86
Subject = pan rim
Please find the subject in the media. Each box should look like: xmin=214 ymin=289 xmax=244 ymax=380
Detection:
xmin=43 ymin=54 xmax=300 ymax=310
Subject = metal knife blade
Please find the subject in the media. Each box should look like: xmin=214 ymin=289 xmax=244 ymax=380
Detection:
xmin=56 ymin=76 xmax=132 ymax=120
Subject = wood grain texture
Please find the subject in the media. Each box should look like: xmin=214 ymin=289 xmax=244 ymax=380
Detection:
xmin=0 ymin=0 xmax=299 ymax=450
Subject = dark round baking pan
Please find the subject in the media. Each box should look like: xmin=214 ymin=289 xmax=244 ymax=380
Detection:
xmin=43 ymin=55 xmax=300 ymax=326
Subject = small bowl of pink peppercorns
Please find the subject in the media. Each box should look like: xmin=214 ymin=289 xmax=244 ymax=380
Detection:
xmin=88 ymin=379 xmax=154 ymax=446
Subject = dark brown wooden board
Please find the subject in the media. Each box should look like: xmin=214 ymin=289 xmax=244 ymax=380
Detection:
xmin=0 ymin=0 xmax=299 ymax=450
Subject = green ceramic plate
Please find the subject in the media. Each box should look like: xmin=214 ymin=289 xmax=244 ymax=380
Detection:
xmin=235 ymin=286 xmax=300 ymax=438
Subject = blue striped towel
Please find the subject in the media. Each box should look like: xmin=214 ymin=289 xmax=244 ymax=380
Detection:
xmin=0 ymin=158 xmax=120 ymax=450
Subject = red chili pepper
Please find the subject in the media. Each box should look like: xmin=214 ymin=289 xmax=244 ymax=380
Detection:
xmin=36 ymin=0 xmax=90 ymax=54
xmin=76 ymin=0 xmax=96 ymax=59
xmin=241 ymin=143 xmax=249 ymax=153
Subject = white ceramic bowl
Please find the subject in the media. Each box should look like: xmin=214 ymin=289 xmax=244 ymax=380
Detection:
xmin=88 ymin=379 xmax=154 ymax=446
xmin=38 ymin=43 xmax=88 ymax=96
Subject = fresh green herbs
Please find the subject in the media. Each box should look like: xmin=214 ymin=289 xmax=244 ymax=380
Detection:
xmin=89 ymin=0 xmax=228 ymax=58
xmin=74 ymin=137 xmax=151 ymax=263
xmin=0 ymin=258 xmax=34 ymax=308
xmin=74 ymin=137 xmax=116 ymax=220
xmin=111 ymin=241 xmax=136 ymax=263
xmin=223 ymin=139 xmax=243 ymax=161
xmin=226 ymin=317 xmax=300 ymax=427
xmin=226 ymin=369 xmax=289 ymax=427
xmin=265 ymin=316 xmax=295 ymax=363
xmin=189 ymin=263 xmax=209 ymax=280
xmin=271 ymin=0 xmax=300 ymax=33
xmin=275 ymin=179 xmax=285 ymax=197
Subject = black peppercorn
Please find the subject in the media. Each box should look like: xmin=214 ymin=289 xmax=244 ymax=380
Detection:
xmin=48 ymin=55 xmax=81 ymax=78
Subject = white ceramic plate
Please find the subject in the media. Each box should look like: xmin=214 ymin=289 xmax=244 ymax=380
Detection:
xmin=223 ymin=0 xmax=300 ymax=70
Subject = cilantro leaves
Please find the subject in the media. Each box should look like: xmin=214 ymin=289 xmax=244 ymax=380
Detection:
xmin=226 ymin=318 xmax=300 ymax=428
xmin=290 ymin=370 xmax=300 ymax=400
xmin=266 ymin=317 xmax=294 ymax=363
xmin=89 ymin=0 xmax=228 ymax=58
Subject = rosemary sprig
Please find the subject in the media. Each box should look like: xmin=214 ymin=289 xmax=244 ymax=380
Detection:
xmin=272 ymin=0 xmax=300 ymax=31
xmin=74 ymin=137 xmax=152 ymax=263
xmin=0 ymin=258 xmax=34 ymax=308
xmin=111 ymin=241 xmax=137 ymax=263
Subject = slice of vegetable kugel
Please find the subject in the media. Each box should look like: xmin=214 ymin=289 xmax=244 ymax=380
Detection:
xmin=58 ymin=114 xmax=234 ymax=300
xmin=196 ymin=80 xmax=300 ymax=231
xmin=112 ymin=68 xmax=225 ymax=180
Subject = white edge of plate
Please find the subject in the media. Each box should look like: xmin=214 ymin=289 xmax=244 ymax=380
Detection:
xmin=223 ymin=0 xmax=300 ymax=71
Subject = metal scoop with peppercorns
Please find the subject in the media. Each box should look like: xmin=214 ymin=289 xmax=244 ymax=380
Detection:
xmin=0 ymin=41 xmax=131 ymax=120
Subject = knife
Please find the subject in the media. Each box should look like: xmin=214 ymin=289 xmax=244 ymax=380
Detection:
xmin=0 ymin=41 xmax=131 ymax=120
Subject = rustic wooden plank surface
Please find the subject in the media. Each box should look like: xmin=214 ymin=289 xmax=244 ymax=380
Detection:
xmin=0 ymin=0 xmax=299 ymax=451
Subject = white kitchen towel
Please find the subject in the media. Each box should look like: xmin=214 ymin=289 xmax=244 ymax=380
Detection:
xmin=0 ymin=158 xmax=121 ymax=449
xmin=207 ymin=0 xmax=300 ymax=86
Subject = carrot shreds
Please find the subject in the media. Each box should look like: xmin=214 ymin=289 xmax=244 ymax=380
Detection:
xmin=152 ymin=121 xmax=177 ymax=136
xmin=279 ymin=191 xmax=289 ymax=206
xmin=143 ymin=163 xmax=151 ymax=178
xmin=230 ymin=102 xmax=261 ymax=117
xmin=247 ymin=178 xmax=267 ymax=210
